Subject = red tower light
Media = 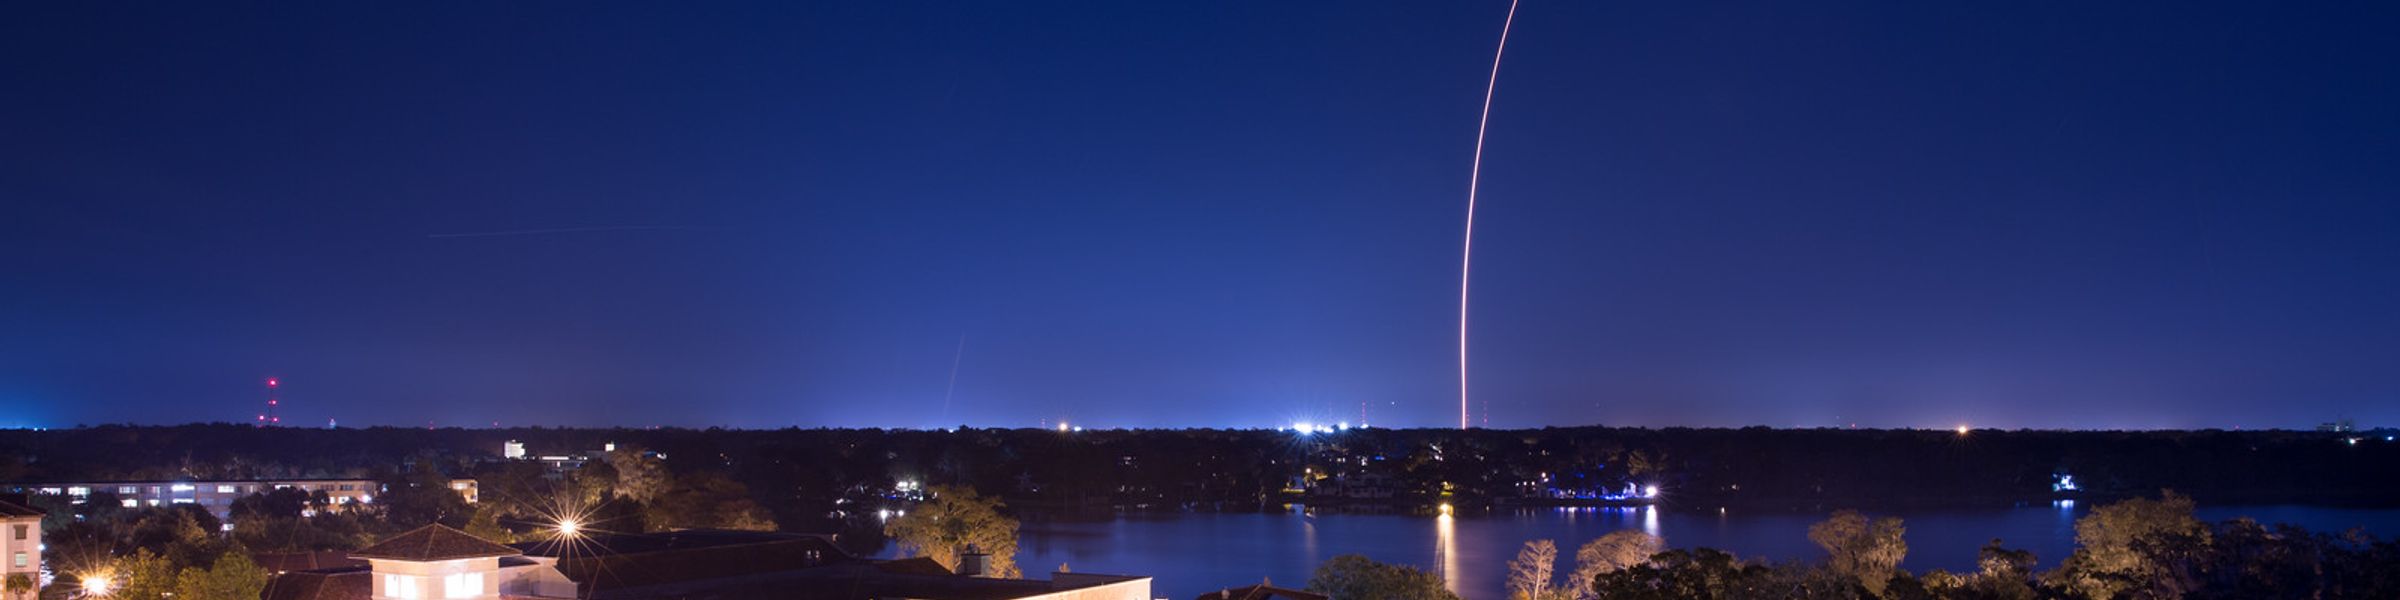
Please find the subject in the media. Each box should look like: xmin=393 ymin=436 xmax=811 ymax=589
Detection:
xmin=261 ymin=377 xmax=282 ymax=427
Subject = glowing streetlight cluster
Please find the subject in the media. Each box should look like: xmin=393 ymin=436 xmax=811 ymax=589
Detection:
xmin=1287 ymin=422 xmax=1354 ymax=435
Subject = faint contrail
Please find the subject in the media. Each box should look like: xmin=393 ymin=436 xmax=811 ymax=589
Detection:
xmin=426 ymin=225 xmax=709 ymax=239
xmin=1461 ymin=0 xmax=1519 ymax=430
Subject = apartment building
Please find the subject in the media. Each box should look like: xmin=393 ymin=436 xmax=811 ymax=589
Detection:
xmin=5 ymin=478 xmax=478 ymax=518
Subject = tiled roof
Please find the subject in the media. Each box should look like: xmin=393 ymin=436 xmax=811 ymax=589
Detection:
xmin=0 ymin=499 xmax=43 ymax=518
xmin=543 ymin=531 xmax=857 ymax=592
xmin=259 ymin=567 xmax=370 ymax=600
xmin=876 ymin=557 xmax=955 ymax=577
xmin=350 ymin=524 xmax=521 ymax=561
xmin=252 ymin=550 xmax=367 ymax=573
xmin=1195 ymin=584 xmax=1329 ymax=600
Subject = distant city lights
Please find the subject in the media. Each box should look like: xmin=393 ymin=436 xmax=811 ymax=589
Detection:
xmin=1287 ymin=422 xmax=1358 ymax=435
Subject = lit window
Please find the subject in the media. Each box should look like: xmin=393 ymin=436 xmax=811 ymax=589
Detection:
xmin=217 ymin=485 xmax=237 ymax=493
xmin=146 ymin=499 xmax=160 ymax=506
xmin=12 ymin=552 xmax=24 ymax=568
xmin=170 ymin=484 xmax=195 ymax=492
xmin=119 ymin=486 xmax=137 ymax=494
xmin=67 ymin=487 xmax=88 ymax=496
xmin=121 ymin=499 xmax=138 ymax=508
xmin=37 ymin=488 xmax=58 ymax=495
xmin=172 ymin=498 xmax=194 ymax=505
xmin=385 ymin=575 xmax=421 ymax=600
xmin=443 ymin=572 xmax=482 ymax=598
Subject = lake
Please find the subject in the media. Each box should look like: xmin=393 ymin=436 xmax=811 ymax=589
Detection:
xmin=888 ymin=502 xmax=2400 ymax=599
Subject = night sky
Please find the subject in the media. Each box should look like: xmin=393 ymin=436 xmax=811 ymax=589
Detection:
xmin=5 ymin=2 xmax=2396 ymax=430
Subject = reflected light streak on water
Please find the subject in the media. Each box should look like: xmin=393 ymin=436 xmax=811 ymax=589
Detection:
xmin=1436 ymin=514 xmax=1459 ymax=594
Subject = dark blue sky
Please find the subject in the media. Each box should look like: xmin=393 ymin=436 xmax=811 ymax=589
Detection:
xmin=5 ymin=2 xmax=2396 ymax=430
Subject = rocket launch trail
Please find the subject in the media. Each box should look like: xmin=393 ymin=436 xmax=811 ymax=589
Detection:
xmin=1461 ymin=0 xmax=1519 ymax=430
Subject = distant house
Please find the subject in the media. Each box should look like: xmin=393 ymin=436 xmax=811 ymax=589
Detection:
xmin=1195 ymin=583 xmax=1329 ymax=600
xmin=262 ymin=524 xmax=1153 ymax=600
xmin=0 ymin=499 xmax=41 ymax=588
xmin=1324 ymin=473 xmax=1395 ymax=500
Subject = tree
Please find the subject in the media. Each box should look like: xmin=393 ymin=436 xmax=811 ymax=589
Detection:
xmin=1506 ymin=539 xmax=1562 ymax=600
xmin=2051 ymin=491 xmax=2208 ymax=600
xmin=1572 ymin=530 xmax=1663 ymax=599
xmin=172 ymin=547 xmax=270 ymax=600
xmin=1308 ymin=554 xmax=1462 ymax=600
xmin=463 ymin=503 xmax=515 ymax=543
xmin=1968 ymin=539 xmax=2038 ymax=600
xmin=1808 ymin=510 xmax=1908 ymax=596
xmin=642 ymin=471 xmax=777 ymax=532
xmin=884 ymin=485 xmax=1021 ymax=578
xmin=126 ymin=506 xmax=224 ymax=569
xmin=3 ymin=573 xmax=33 ymax=600
xmin=229 ymin=487 xmax=311 ymax=521
xmin=603 ymin=449 xmax=672 ymax=504
xmin=380 ymin=462 xmax=471 ymax=529
xmin=113 ymin=549 xmax=180 ymax=600
xmin=1588 ymin=548 xmax=1776 ymax=600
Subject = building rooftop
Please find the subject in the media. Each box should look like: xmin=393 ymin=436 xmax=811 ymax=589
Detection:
xmin=1194 ymin=583 xmax=1329 ymax=600
xmin=264 ymin=527 xmax=1151 ymax=600
xmin=252 ymin=550 xmax=367 ymax=573
xmin=0 ymin=498 xmax=43 ymax=518
xmin=350 ymin=524 xmax=523 ymax=561
xmin=258 ymin=566 xmax=369 ymax=600
xmin=510 ymin=528 xmax=825 ymax=558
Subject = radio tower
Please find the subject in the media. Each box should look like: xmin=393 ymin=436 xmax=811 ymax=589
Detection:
xmin=258 ymin=377 xmax=283 ymax=426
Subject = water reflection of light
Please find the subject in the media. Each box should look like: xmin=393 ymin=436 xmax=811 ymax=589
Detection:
xmin=1303 ymin=515 xmax=1318 ymax=560
xmin=1642 ymin=505 xmax=1660 ymax=538
xmin=2055 ymin=499 xmax=2075 ymax=510
xmin=1436 ymin=513 xmax=1459 ymax=594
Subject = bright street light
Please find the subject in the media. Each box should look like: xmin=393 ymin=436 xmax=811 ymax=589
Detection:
xmin=82 ymin=574 xmax=114 ymax=597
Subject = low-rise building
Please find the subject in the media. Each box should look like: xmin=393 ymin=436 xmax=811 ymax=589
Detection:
xmin=262 ymin=524 xmax=1152 ymax=600
xmin=3 ymin=478 xmax=478 ymax=519
xmin=0 ymin=499 xmax=42 ymax=589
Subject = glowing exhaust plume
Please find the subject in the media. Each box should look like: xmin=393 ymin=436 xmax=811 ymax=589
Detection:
xmin=1461 ymin=0 xmax=1520 ymax=430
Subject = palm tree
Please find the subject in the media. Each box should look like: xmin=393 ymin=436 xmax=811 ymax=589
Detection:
xmin=4 ymin=572 xmax=36 ymax=600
